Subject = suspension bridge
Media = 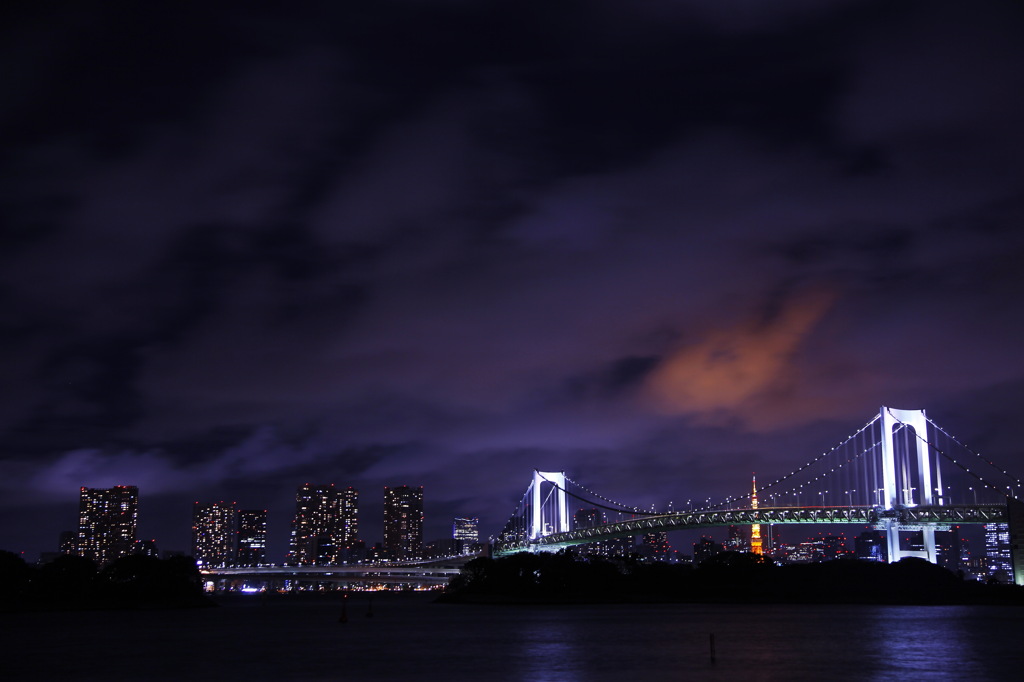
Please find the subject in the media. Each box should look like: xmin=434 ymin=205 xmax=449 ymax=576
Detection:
xmin=493 ymin=407 xmax=1024 ymax=585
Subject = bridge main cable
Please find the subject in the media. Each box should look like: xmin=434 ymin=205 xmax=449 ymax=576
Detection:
xmin=536 ymin=471 xmax=651 ymax=516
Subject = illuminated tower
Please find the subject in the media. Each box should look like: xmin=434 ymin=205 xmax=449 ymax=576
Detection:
xmin=77 ymin=485 xmax=138 ymax=566
xmin=750 ymin=474 xmax=763 ymax=555
xmin=192 ymin=501 xmax=238 ymax=568
xmin=384 ymin=485 xmax=424 ymax=561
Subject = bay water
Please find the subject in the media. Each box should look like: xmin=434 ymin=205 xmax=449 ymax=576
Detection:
xmin=4 ymin=594 xmax=1023 ymax=680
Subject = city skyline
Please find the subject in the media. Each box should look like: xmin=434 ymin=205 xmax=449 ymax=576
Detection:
xmin=32 ymin=477 xmax=1019 ymax=584
xmin=3 ymin=1 xmax=1024 ymax=563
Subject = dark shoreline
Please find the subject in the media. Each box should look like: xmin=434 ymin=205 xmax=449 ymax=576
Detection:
xmin=437 ymin=552 xmax=1024 ymax=607
xmin=0 ymin=551 xmax=213 ymax=613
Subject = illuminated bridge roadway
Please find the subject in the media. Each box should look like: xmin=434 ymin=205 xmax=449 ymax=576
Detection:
xmin=496 ymin=504 xmax=1008 ymax=556
xmin=202 ymin=555 xmax=480 ymax=587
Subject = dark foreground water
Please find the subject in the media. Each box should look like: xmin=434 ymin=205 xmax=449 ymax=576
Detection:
xmin=4 ymin=594 xmax=1024 ymax=681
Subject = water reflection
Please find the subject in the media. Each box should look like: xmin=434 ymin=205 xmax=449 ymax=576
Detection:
xmin=867 ymin=606 xmax=1018 ymax=681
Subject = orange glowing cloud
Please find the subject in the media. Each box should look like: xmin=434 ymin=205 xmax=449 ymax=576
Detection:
xmin=645 ymin=291 xmax=835 ymax=421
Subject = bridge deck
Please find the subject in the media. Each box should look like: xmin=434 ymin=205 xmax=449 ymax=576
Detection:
xmin=495 ymin=504 xmax=1008 ymax=555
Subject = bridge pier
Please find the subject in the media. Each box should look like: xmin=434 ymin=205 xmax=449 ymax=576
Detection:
xmin=883 ymin=520 xmax=936 ymax=565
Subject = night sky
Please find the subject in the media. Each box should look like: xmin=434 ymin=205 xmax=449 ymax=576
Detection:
xmin=3 ymin=1 xmax=1024 ymax=562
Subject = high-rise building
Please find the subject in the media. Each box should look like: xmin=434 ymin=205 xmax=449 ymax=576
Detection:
xmin=453 ymin=517 xmax=479 ymax=555
xmin=192 ymin=501 xmax=238 ymax=568
xmin=339 ymin=487 xmax=359 ymax=548
xmin=384 ymin=485 xmax=423 ymax=561
xmin=237 ymin=509 xmax=268 ymax=567
xmin=288 ymin=484 xmax=359 ymax=565
xmin=77 ymin=485 xmax=138 ymax=566
xmin=985 ymin=522 xmax=1012 ymax=582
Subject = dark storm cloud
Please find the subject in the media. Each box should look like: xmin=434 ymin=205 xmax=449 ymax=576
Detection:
xmin=2 ymin=0 xmax=1024 ymax=557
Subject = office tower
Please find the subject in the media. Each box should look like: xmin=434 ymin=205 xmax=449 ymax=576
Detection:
xmin=453 ymin=517 xmax=479 ymax=554
xmin=384 ymin=485 xmax=423 ymax=561
xmin=236 ymin=509 xmax=268 ymax=567
xmin=288 ymin=484 xmax=359 ymax=565
xmin=985 ymin=522 xmax=1012 ymax=581
xmin=77 ymin=485 xmax=138 ymax=566
xmin=192 ymin=501 xmax=238 ymax=568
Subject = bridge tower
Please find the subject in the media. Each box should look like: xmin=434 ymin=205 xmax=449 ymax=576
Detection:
xmin=529 ymin=471 xmax=569 ymax=545
xmin=879 ymin=406 xmax=938 ymax=564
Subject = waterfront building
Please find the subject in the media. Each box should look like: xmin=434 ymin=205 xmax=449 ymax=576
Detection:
xmin=383 ymin=485 xmax=423 ymax=561
xmin=453 ymin=517 xmax=479 ymax=554
xmin=236 ymin=509 xmax=268 ymax=567
xmin=77 ymin=485 xmax=138 ymax=566
xmin=287 ymin=484 xmax=359 ymax=565
xmin=192 ymin=501 xmax=237 ymax=568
